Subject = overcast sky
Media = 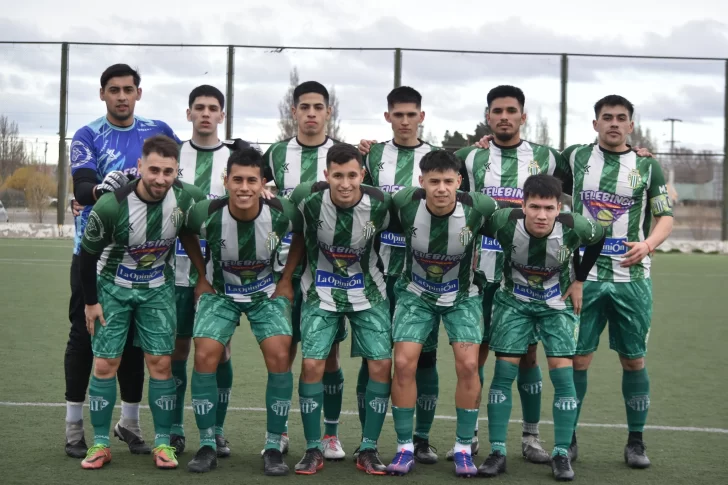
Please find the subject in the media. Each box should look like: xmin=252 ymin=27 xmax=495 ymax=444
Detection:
xmin=1 ymin=0 xmax=726 ymax=164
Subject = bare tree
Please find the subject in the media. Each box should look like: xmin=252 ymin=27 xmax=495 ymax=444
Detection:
xmin=521 ymin=111 xmax=552 ymax=146
xmin=0 ymin=115 xmax=28 ymax=179
xmin=25 ymin=170 xmax=56 ymax=223
xmin=277 ymin=67 xmax=299 ymax=141
xmin=628 ymin=118 xmax=658 ymax=153
xmin=327 ymin=86 xmax=343 ymax=141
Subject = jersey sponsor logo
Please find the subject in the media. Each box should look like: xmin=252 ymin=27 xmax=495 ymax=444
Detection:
xmin=514 ymin=282 xmax=561 ymax=301
xmin=175 ymin=238 xmax=207 ymax=257
xmin=600 ymin=237 xmax=627 ymax=256
xmin=70 ymin=140 xmax=93 ymax=168
xmin=512 ymin=262 xmax=561 ymax=288
xmin=528 ymin=160 xmax=540 ymax=176
xmin=488 ymin=389 xmax=507 ymax=404
xmin=482 ymin=186 xmax=523 ymax=206
xmin=627 ymin=169 xmax=643 ymax=189
xmin=580 ymin=190 xmax=634 ymax=227
xmin=315 ymin=270 xmax=365 ymax=290
xmin=379 ymin=184 xmax=405 ymax=193
xmin=363 ymin=221 xmax=377 ymax=240
xmin=481 ymin=236 xmax=503 ymax=252
xmin=192 ymin=398 xmax=214 ymax=416
xmin=270 ymin=399 xmax=292 ymax=417
xmin=412 ymin=272 xmax=459 ymax=294
xmin=85 ymin=212 xmax=105 ymax=242
xmin=380 ymin=231 xmax=405 ymax=247
xmin=554 ymin=396 xmax=578 ymax=411
xmin=116 ymin=264 xmax=166 ymax=283
xmin=318 ymin=241 xmax=366 ymax=270
xmin=222 ymin=259 xmax=270 ymax=281
xmin=155 ymin=395 xmax=177 ymax=411
xmin=281 ymin=232 xmax=293 ymax=245
xmin=412 ymin=249 xmax=465 ymax=280
xmin=416 ymin=394 xmax=438 ymax=411
xmin=224 ymin=273 xmax=275 ymax=296
xmin=369 ymin=397 xmax=389 ymax=414
xmin=128 ymin=238 xmax=176 ymax=268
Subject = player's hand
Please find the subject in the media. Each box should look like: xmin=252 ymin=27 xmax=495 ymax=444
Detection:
xmin=621 ymin=241 xmax=652 ymax=267
xmin=357 ymin=139 xmax=377 ymax=155
xmin=633 ymin=146 xmax=653 ymax=158
xmin=562 ymin=281 xmax=584 ymax=315
xmin=71 ymin=199 xmax=84 ymax=217
xmin=473 ymin=134 xmax=494 ymax=149
xmin=261 ymin=187 xmax=275 ymax=200
xmin=85 ymin=304 xmax=105 ymax=336
xmin=96 ymin=170 xmax=128 ymax=196
xmin=194 ymin=279 xmax=215 ymax=302
xmin=271 ymin=278 xmax=295 ymax=304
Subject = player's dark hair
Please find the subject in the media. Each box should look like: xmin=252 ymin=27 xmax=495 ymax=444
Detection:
xmin=142 ymin=135 xmax=179 ymax=161
xmin=293 ymin=81 xmax=329 ymax=106
xmin=419 ymin=150 xmax=462 ymax=174
xmin=387 ymin=86 xmax=422 ymax=109
xmin=594 ymin=94 xmax=634 ymax=119
xmin=100 ymin=64 xmax=141 ymax=89
xmin=326 ymin=143 xmax=363 ymax=168
xmin=523 ymin=174 xmax=563 ymax=202
xmin=188 ymin=84 xmax=225 ymax=109
xmin=227 ymin=147 xmax=265 ymax=178
xmin=487 ymin=85 xmax=525 ymax=111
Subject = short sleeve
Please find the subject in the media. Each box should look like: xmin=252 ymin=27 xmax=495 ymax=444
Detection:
xmin=184 ymin=199 xmax=211 ymax=235
xmin=645 ymin=158 xmax=673 ymax=217
xmin=573 ymin=213 xmax=604 ymax=245
xmin=70 ymin=127 xmax=97 ymax=174
xmin=280 ymin=197 xmax=303 ymax=233
xmin=480 ymin=208 xmax=512 ymax=238
xmin=81 ymin=193 xmax=117 ymax=254
xmin=289 ymin=182 xmax=314 ymax=207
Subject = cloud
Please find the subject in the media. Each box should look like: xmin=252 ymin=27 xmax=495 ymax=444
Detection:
xmin=637 ymin=85 xmax=724 ymax=123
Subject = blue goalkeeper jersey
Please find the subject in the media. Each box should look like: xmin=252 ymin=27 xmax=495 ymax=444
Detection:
xmin=70 ymin=115 xmax=180 ymax=255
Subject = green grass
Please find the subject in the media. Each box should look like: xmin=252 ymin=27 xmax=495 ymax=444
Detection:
xmin=1 ymin=239 xmax=727 ymax=484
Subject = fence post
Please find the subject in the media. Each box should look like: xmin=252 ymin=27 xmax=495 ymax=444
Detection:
xmin=559 ymin=54 xmax=568 ymax=151
xmin=394 ymin=49 xmax=402 ymax=88
xmin=57 ymin=42 xmax=69 ymax=225
xmin=225 ymin=45 xmax=235 ymax=140
xmin=722 ymin=59 xmax=728 ymax=240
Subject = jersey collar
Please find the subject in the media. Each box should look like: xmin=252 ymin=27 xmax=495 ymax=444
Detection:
xmin=597 ymin=144 xmax=633 ymax=156
xmin=295 ymin=136 xmax=330 ymax=149
xmin=492 ymin=139 xmax=524 ymax=150
xmin=189 ymin=139 xmax=224 ymax=152
xmin=392 ymin=138 xmax=425 ymax=150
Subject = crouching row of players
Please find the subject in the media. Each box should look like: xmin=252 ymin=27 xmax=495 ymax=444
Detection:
xmin=78 ymin=135 xmax=604 ymax=480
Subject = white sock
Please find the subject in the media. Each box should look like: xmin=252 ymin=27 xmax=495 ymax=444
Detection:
xmin=453 ymin=442 xmax=471 ymax=455
xmin=121 ymin=401 xmax=140 ymax=422
xmin=396 ymin=441 xmax=414 ymax=453
xmin=66 ymin=401 xmax=83 ymax=422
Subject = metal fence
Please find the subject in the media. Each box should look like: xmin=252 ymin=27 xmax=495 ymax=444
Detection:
xmin=0 ymin=41 xmax=726 ymax=239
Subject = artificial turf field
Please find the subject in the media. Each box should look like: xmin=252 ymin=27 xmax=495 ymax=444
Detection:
xmin=0 ymin=238 xmax=726 ymax=484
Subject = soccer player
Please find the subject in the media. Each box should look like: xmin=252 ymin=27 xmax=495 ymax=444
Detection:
xmin=66 ymin=64 xmax=180 ymax=458
xmin=455 ymin=85 xmax=573 ymax=463
xmin=78 ymin=135 xmax=205 ymax=470
xmin=477 ymin=174 xmax=605 ymax=481
xmin=183 ymin=147 xmax=298 ymax=475
xmin=263 ymin=81 xmax=347 ymax=459
xmin=170 ymin=84 xmax=255 ymax=457
xmin=275 ymin=143 xmax=394 ymax=475
xmin=357 ymin=86 xmax=441 ymax=463
xmin=565 ymin=95 xmax=673 ymax=468
xmin=386 ymin=151 xmax=498 ymax=478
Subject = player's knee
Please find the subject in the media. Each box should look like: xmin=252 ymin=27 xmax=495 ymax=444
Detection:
xmin=262 ymin=337 xmax=291 ymax=373
xmin=619 ymin=356 xmax=644 ymax=371
xmin=145 ymin=354 xmax=172 ymax=379
xmin=417 ymin=350 xmax=437 ymax=369
xmin=301 ymin=359 xmax=325 ymax=383
xmin=393 ymin=352 xmax=417 ymax=381
xmin=367 ymin=358 xmax=392 ymax=383
xmin=172 ymin=338 xmax=191 ymax=361
xmin=193 ymin=342 xmax=223 ymax=373
xmin=454 ymin=355 xmax=478 ymax=381
xmin=93 ymin=357 xmax=120 ymax=379
xmin=573 ymin=353 xmax=593 ymax=371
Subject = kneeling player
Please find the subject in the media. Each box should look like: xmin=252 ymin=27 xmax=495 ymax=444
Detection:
xmin=276 ymin=144 xmax=395 ymax=476
xmin=386 ymin=151 xmax=498 ymax=478
xmin=184 ymin=148 xmax=298 ymax=476
xmin=478 ymin=174 xmax=605 ymax=482
xmin=79 ymin=135 xmax=205 ymax=470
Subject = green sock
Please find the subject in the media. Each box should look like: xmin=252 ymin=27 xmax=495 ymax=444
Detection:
xmin=488 ymin=360 xmax=518 ymax=455
xmin=517 ymin=365 xmax=543 ymax=435
xmin=191 ymin=371 xmax=217 ymax=449
xmin=215 ymin=358 xmax=233 ymax=436
xmin=414 ymin=365 xmax=438 ymax=440
xmin=171 ymin=360 xmax=187 ymax=436
xmin=322 ymin=368 xmax=344 ymax=437
xmin=299 ymin=380 xmax=324 ymax=450
xmin=265 ymin=371 xmax=293 ymax=451
xmin=392 ymin=406 xmax=415 ymax=446
xmin=623 ymin=368 xmax=650 ymax=432
xmin=89 ymin=375 xmax=117 ymax=447
xmin=356 ymin=360 xmax=369 ymax=432
xmin=478 ymin=365 xmax=485 ymax=387
xmin=456 ymin=408 xmax=479 ymax=446
xmin=361 ymin=379 xmax=390 ymax=451
xmin=573 ymin=369 xmax=588 ymax=426
xmin=148 ymin=377 xmax=177 ymax=448
xmin=550 ymin=367 xmax=577 ymax=455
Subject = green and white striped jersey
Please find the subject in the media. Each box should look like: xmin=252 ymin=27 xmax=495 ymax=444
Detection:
xmin=290 ymin=182 xmax=392 ymax=312
xmin=483 ymin=208 xmax=604 ymax=309
xmin=81 ymin=180 xmax=205 ymax=289
xmin=185 ymin=196 xmax=301 ymax=303
xmin=564 ymin=144 xmax=673 ymax=282
xmin=456 ymin=140 xmax=572 ymax=284
xmin=264 ymin=136 xmax=340 ymax=275
xmin=363 ymin=139 xmax=438 ymax=277
xmin=174 ymin=138 xmax=252 ymax=287
xmin=393 ymin=187 xmax=498 ymax=306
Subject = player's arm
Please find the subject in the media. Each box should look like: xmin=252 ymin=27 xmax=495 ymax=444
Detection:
xmin=180 ymin=186 xmax=214 ymax=298
xmin=478 ymin=207 xmax=511 ymax=239
xmin=472 ymin=192 xmax=499 ymax=226
xmin=271 ymin=193 xmax=307 ymax=303
xmin=262 ymin=145 xmax=276 ymax=187
xmin=385 ymin=197 xmax=403 ymax=233
xmin=455 ymin=147 xmax=477 ymax=192
xmin=550 ymin=147 xmax=574 ymax=196
xmin=363 ymin=153 xmax=374 ymax=185
xmin=70 ymin=128 xmax=128 ymax=205
xmin=563 ymin=214 xmax=606 ymax=314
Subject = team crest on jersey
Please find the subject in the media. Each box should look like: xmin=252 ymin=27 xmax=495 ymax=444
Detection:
xmin=221 ymin=167 xmax=227 ymax=183
xmin=170 ymin=207 xmax=184 ymax=228
xmin=459 ymin=226 xmax=473 ymax=246
xmin=527 ymin=160 xmax=540 ymax=176
xmin=627 ymin=169 xmax=642 ymax=189
xmin=85 ymin=212 xmax=105 ymax=242
xmin=557 ymin=245 xmax=571 ymax=264
xmin=128 ymin=238 xmax=176 ymax=268
xmin=266 ymin=232 xmax=280 ymax=251
xmin=363 ymin=221 xmax=377 ymax=240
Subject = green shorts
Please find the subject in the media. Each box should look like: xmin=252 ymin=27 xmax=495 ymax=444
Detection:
xmin=301 ymin=300 xmax=391 ymax=361
xmin=386 ymin=275 xmax=439 ymax=353
xmin=93 ymin=279 xmax=176 ymax=359
xmin=393 ymin=289 xmax=483 ymax=346
xmin=577 ymin=279 xmax=652 ymax=359
xmin=489 ymin=289 xmax=578 ymax=357
xmin=175 ymin=285 xmax=195 ymax=339
xmin=193 ymin=292 xmax=292 ymax=345
xmin=291 ymin=276 xmax=347 ymax=345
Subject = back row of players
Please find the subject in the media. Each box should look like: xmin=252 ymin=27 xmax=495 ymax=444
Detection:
xmin=65 ymin=63 xmax=673 ymax=481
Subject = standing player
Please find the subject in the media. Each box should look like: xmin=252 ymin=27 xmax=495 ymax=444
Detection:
xmin=386 ymin=151 xmax=498 ymax=478
xmin=275 ymin=144 xmax=395 ymax=476
xmin=262 ymin=81 xmax=347 ymax=459
xmin=183 ymin=148 xmax=298 ymax=475
xmin=477 ymin=174 xmax=605 ymax=481
xmin=455 ymin=85 xmax=573 ymax=463
xmin=565 ymin=95 xmax=673 ymax=468
xmin=170 ymin=84 xmax=254 ymax=457
xmin=66 ymin=64 xmax=180 ymax=458
xmin=78 ymin=136 xmax=205 ymax=470
xmin=356 ymin=86 xmax=441 ymax=463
